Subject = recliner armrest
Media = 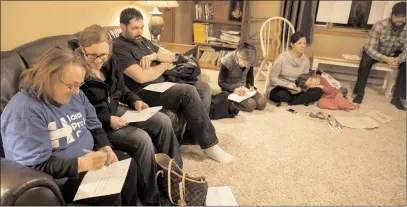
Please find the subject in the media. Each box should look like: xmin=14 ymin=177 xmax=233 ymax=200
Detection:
xmin=1 ymin=158 xmax=65 ymax=206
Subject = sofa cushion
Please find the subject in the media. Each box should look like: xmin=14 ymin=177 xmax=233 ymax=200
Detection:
xmin=14 ymin=34 xmax=77 ymax=68
xmin=1 ymin=51 xmax=27 ymax=112
xmin=74 ymin=26 xmax=121 ymax=41
xmin=104 ymin=26 xmax=121 ymax=40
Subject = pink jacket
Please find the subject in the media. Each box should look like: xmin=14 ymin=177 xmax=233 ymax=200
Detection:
xmin=318 ymin=78 xmax=355 ymax=111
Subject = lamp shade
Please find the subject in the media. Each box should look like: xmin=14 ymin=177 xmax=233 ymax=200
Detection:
xmin=133 ymin=1 xmax=179 ymax=8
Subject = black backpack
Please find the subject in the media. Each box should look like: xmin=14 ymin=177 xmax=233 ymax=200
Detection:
xmin=209 ymin=92 xmax=240 ymax=120
xmin=163 ymin=54 xmax=201 ymax=85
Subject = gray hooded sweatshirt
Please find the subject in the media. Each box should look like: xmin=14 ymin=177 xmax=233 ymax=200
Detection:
xmin=266 ymin=50 xmax=310 ymax=98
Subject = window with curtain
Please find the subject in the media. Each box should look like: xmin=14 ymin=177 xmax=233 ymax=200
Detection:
xmin=315 ymin=1 xmax=401 ymax=30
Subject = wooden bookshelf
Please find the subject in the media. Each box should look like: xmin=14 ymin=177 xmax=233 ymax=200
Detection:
xmin=194 ymin=42 xmax=237 ymax=49
xmin=192 ymin=0 xmax=249 ymax=71
xmin=199 ymin=61 xmax=220 ymax=70
xmin=193 ymin=19 xmax=242 ymax=25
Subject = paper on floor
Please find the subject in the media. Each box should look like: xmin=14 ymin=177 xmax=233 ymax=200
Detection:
xmin=228 ymin=87 xmax=257 ymax=103
xmin=342 ymin=54 xmax=361 ymax=61
xmin=365 ymin=110 xmax=392 ymax=123
xmin=335 ymin=116 xmax=379 ymax=129
xmin=143 ymin=82 xmax=176 ymax=93
xmin=120 ymin=106 xmax=163 ymax=123
xmin=73 ymin=158 xmax=131 ymax=201
xmin=206 ymin=186 xmax=238 ymax=206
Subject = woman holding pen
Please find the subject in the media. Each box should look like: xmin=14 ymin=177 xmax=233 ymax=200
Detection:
xmin=72 ymin=24 xmax=181 ymax=206
xmin=218 ymin=42 xmax=267 ymax=112
xmin=1 ymin=47 xmax=138 ymax=205
xmin=266 ymin=32 xmax=323 ymax=106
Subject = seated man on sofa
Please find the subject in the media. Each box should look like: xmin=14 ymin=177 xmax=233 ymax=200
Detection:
xmin=113 ymin=8 xmax=233 ymax=164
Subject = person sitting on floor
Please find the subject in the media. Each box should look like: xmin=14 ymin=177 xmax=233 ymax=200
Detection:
xmin=112 ymin=8 xmax=233 ymax=164
xmin=266 ymin=32 xmax=323 ymax=106
xmin=352 ymin=1 xmax=406 ymax=110
xmin=296 ymin=74 xmax=357 ymax=111
xmin=72 ymin=24 xmax=182 ymax=205
xmin=0 ymin=47 xmax=139 ymax=205
xmin=218 ymin=42 xmax=267 ymax=112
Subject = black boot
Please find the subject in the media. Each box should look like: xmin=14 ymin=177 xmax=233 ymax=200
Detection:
xmin=391 ymin=97 xmax=406 ymax=110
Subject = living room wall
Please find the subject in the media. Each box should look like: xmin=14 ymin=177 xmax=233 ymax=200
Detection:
xmin=1 ymin=1 xmax=152 ymax=51
xmin=173 ymin=1 xmax=367 ymax=59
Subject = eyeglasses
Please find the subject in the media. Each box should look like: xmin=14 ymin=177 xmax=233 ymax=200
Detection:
xmin=82 ymin=48 xmax=109 ymax=62
xmin=58 ymin=75 xmax=84 ymax=91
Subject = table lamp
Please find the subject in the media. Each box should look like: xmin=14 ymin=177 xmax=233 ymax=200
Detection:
xmin=133 ymin=0 xmax=179 ymax=44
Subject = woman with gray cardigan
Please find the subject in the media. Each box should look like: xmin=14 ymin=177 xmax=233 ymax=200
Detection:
xmin=266 ymin=32 xmax=323 ymax=106
xmin=218 ymin=42 xmax=267 ymax=112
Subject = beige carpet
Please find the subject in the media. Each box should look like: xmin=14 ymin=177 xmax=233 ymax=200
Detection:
xmin=181 ymin=83 xmax=406 ymax=206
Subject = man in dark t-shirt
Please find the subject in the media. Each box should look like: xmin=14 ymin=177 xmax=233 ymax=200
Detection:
xmin=113 ymin=8 xmax=233 ymax=164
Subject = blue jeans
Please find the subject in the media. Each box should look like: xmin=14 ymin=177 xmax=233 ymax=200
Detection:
xmin=107 ymin=106 xmax=182 ymax=205
xmin=136 ymin=83 xmax=219 ymax=149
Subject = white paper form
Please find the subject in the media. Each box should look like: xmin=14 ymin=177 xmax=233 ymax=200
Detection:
xmin=73 ymin=158 xmax=131 ymax=201
xmin=206 ymin=186 xmax=238 ymax=206
xmin=143 ymin=82 xmax=176 ymax=93
xmin=120 ymin=106 xmax=163 ymax=123
xmin=228 ymin=87 xmax=257 ymax=103
xmin=365 ymin=110 xmax=392 ymax=124
xmin=335 ymin=116 xmax=379 ymax=129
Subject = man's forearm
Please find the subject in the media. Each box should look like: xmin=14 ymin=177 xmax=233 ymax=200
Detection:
xmin=157 ymin=48 xmax=176 ymax=63
xmin=125 ymin=63 xmax=168 ymax=84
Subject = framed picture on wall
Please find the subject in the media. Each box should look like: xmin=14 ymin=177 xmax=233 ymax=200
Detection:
xmin=228 ymin=0 xmax=243 ymax=22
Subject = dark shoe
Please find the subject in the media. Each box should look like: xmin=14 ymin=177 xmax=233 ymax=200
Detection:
xmin=276 ymin=102 xmax=281 ymax=107
xmin=391 ymin=98 xmax=406 ymax=110
xmin=352 ymin=95 xmax=363 ymax=104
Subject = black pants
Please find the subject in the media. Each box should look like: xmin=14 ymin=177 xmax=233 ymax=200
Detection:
xmin=62 ymin=150 xmax=138 ymax=206
xmin=107 ymin=105 xmax=182 ymax=205
xmin=136 ymin=83 xmax=218 ymax=149
xmin=269 ymin=87 xmax=324 ymax=105
xmin=353 ymin=50 xmax=406 ymax=99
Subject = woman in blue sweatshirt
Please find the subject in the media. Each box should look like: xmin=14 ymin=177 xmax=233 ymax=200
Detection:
xmin=1 ymin=47 xmax=138 ymax=205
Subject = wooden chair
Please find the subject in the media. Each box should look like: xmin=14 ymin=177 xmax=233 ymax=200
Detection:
xmin=254 ymin=17 xmax=295 ymax=94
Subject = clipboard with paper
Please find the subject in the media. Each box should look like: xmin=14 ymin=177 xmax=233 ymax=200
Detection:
xmin=227 ymin=87 xmax=257 ymax=103
xmin=277 ymin=77 xmax=302 ymax=93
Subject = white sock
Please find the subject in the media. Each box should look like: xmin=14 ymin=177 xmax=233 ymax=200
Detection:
xmin=180 ymin=145 xmax=205 ymax=157
xmin=204 ymin=145 xmax=233 ymax=164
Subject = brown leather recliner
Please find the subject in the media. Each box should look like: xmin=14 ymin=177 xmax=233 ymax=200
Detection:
xmin=0 ymin=26 xmax=186 ymax=206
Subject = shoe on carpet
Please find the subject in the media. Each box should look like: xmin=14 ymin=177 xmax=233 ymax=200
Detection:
xmin=391 ymin=98 xmax=406 ymax=110
xmin=352 ymin=95 xmax=363 ymax=104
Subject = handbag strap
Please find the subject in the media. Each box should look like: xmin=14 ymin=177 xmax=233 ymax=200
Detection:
xmin=167 ymin=158 xmax=175 ymax=205
xmin=167 ymin=158 xmax=187 ymax=206
xmin=178 ymin=172 xmax=187 ymax=206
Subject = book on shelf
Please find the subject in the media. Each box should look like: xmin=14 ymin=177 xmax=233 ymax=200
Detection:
xmin=193 ymin=23 xmax=213 ymax=44
xmin=199 ymin=49 xmax=234 ymax=69
xmin=195 ymin=2 xmax=214 ymax=20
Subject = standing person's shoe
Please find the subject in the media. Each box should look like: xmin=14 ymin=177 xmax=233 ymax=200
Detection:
xmin=352 ymin=95 xmax=363 ymax=104
xmin=391 ymin=97 xmax=406 ymax=110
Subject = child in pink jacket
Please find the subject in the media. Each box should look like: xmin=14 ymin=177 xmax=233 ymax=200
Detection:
xmin=296 ymin=74 xmax=357 ymax=111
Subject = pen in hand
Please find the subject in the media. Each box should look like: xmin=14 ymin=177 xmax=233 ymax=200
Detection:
xmin=82 ymin=149 xmax=109 ymax=167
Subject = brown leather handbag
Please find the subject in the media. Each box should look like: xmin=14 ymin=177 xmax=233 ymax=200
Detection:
xmin=155 ymin=153 xmax=208 ymax=206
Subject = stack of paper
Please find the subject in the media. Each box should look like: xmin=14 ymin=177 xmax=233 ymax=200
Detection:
xmin=342 ymin=54 xmax=361 ymax=61
xmin=206 ymin=186 xmax=238 ymax=206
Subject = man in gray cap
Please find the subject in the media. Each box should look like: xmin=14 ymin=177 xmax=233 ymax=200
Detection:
xmin=352 ymin=1 xmax=406 ymax=110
